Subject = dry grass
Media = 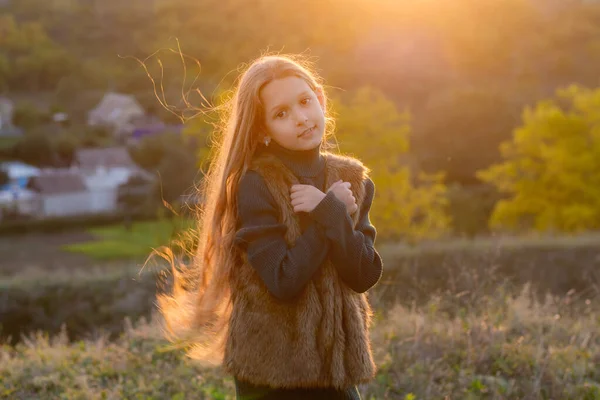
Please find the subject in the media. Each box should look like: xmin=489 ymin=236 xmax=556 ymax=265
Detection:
xmin=2 ymin=286 xmax=599 ymax=400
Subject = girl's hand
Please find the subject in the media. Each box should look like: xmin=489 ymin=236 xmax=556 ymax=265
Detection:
xmin=290 ymin=184 xmax=326 ymax=213
xmin=328 ymin=180 xmax=358 ymax=214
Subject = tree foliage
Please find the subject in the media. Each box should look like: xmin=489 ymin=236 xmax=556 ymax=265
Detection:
xmin=478 ymin=85 xmax=600 ymax=233
xmin=0 ymin=14 xmax=76 ymax=91
xmin=333 ymin=87 xmax=450 ymax=242
xmin=414 ymin=87 xmax=521 ymax=185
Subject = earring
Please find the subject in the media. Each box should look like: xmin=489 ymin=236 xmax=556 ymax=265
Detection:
xmin=264 ymin=137 xmax=271 ymax=146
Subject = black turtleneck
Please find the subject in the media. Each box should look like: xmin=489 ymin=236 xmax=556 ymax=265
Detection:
xmin=234 ymin=140 xmax=383 ymax=302
xmin=259 ymin=139 xmax=326 ymax=178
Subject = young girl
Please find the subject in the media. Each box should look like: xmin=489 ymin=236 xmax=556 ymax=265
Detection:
xmin=158 ymin=54 xmax=383 ymax=400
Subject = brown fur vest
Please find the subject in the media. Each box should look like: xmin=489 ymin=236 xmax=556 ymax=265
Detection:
xmin=223 ymin=151 xmax=376 ymax=389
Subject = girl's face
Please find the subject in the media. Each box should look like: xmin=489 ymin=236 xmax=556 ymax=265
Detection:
xmin=259 ymin=76 xmax=326 ymax=151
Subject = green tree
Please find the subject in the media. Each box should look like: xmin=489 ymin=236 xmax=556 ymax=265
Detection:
xmin=155 ymin=147 xmax=198 ymax=205
xmin=0 ymin=169 xmax=8 ymax=186
xmin=12 ymin=102 xmax=48 ymax=130
xmin=128 ymin=132 xmax=199 ymax=206
xmin=129 ymin=133 xmax=183 ymax=170
xmin=53 ymin=131 xmax=79 ymax=166
xmin=333 ymin=87 xmax=450 ymax=242
xmin=0 ymin=14 xmax=75 ymax=91
xmin=182 ymin=109 xmax=219 ymax=171
xmin=478 ymin=85 xmax=600 ymax=233
xmin=13 ymin=132 xmax=55 ymax=167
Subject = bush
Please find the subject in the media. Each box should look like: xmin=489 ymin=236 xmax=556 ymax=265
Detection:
xmin=0 ymin=212 xmax=155 ymax=236
xmin=0 ymin=267 xmax=160 ymax=345
xmin=446 ymin=183 xmax=504 ymax=237
xmin=375 ymin=234 xmax=600 ymax=312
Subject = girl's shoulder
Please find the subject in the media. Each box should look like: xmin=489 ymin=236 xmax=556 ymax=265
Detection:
xmin=321 ymin=151 xmax=367 ymax=168
xmin=236 ymin=170 xmax=278 ymax=209
xmin=321 ymin=151 xmax=372 ymax=181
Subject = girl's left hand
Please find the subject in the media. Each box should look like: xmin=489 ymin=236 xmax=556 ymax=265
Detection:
xmin=290 ymin=184 xmax=326 ymax=213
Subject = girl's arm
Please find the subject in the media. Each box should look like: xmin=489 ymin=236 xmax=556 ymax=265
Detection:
xmin=234 ymin=171 xmax=331 ymax=301
xmin=308 ymin=177 xmax=383 ymax=293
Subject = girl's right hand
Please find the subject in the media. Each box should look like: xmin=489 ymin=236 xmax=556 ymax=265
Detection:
xmin=327 ymin=180 xmax=358 ymax=214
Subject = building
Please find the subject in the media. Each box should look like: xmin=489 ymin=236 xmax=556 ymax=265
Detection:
xmin=0 ymin=97 xmax=22 ymax=138
xmin=87 ymin=92 xmax=145 ymax=138
xmin=0 ymin=162 xmax=40 ymax=191
xmin=74 ymin=147 xmax=153 ymax=214
xmin=27 ymin=171 xmax=91 ymax=217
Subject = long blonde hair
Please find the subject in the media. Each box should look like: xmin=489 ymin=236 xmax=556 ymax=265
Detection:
xmin=156 ymin=54 xmax=336 ymax=363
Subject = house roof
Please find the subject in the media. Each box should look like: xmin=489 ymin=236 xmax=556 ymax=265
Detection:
xmin=75 ymin=147 xmax=137 ymax=169
xmin=0 ymin=162 xmax=40 ymax=179
xmin=88 ymin=92 xmax=144 ymax=123
xmin=28 ymin=172 xmax=87 ymax=195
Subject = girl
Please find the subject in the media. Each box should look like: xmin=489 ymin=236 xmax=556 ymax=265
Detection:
xmin=158 ymin=54 xmax=383 ymax=400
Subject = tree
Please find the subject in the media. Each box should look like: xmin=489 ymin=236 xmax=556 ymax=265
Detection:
xmin=333 ymin=87 xmax=450 ymax=242
xmin=13 ymin=132 xmax=55 ymax=167
xmin=53 ymin=132 xmax=79 ymax=166
xmin=478 ymin=85 xmax=600 ymax=233
xmin=0 ymin=169 xmax=8 ymax=186
xmin=0 ymin=14 xmax=75 ymax=91
xmin=413 ymin=87 xmax=521 ymax=185
xmin=155 ymin=147 xmax=198 ymax=205
xmin=12 ymin=102 xmax=48 ymax=130
xmin=129 ymin=132 xmax=185 ymax=170
xmin=181 ymin=108 xmax=219 ymax=171
xmin=128 ymin=132 xmax=199 ymax=208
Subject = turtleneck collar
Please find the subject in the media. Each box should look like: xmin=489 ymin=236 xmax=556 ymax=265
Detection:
xmin=260 ymin=139 xmax=326 ymax=178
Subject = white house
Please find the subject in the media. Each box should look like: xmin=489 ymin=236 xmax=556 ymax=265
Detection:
xmin=74 ymin=147 xmax=153 ymax=213
xmin=0 ymin=187 xmax=38 ymax=218
xmin=0 ymin=97 xmax=22 ymax=138
xmin=0 ymin=162 xmax=41 ymax=218
xmin=27 ymin=171 xmax=93 ymax=217
xmin=87 ymin=92 xmax=145 ymax=137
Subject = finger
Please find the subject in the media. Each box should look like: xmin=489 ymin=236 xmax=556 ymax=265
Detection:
xmin=343 ymin=182 xmax=351 ymax=189
xmin=290 ymin=185 xmax=308 ymax=192
xmin=293 ymin=204 xmax=306 ymax=213
xmin=291 ymin=198 xmax=305 ymax=206
xmin=328 ymin=180 xmax=342 ymax=191
xmin=290 ymin=191 xmax=303 ymax=200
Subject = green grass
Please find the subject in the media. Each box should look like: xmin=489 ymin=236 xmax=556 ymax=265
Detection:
xmin=62 ymin=218 xmax=195 ymax=261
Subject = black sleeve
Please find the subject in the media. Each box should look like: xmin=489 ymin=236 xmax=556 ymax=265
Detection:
xmin=308 ymin=177 xmax=383 ymax=293
xmin=234 ymin=171 xmax=331 ymax=301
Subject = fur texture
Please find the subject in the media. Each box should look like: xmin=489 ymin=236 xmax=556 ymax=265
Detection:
xmin=223 ymin=152 xmax=376 ymax=389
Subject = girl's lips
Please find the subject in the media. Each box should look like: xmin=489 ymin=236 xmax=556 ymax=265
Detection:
xmin=299 ymin=126 xmax=315 ymax=138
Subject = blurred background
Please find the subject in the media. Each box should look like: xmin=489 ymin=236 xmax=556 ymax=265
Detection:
xmin=2 ymin=0 xmax=600 ymax=398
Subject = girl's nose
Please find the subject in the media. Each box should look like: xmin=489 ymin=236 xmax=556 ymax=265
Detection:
xmin=295 ymin=112 xmax=309 ymax=125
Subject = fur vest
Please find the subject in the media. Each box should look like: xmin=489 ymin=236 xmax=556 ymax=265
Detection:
xmin=223 ymin=151 xmax=376 ymax=389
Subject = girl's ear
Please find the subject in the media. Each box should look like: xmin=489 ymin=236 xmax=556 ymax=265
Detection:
xmin=315 ymin=86 xmax=326 ymax=111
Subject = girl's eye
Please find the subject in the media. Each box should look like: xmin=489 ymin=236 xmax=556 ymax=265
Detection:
xmin=301 ymin=97 xmax=311 ymax=105
xmin=276 ymin=110 xmax=287 ymax=119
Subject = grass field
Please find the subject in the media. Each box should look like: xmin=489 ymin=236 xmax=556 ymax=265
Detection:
xmin=2 ymin=286 xmax=599 ymax=399
xmin=2 ymin=230 xmax=600 ymax=398
xmin=62 ymin=218 xmax=195 ymax=261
